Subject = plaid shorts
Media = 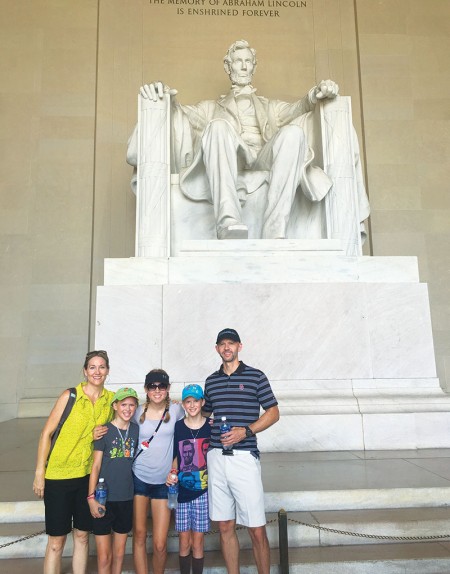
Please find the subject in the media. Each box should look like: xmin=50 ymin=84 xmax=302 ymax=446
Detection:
xmin=175 ymin=491 xmax=210 ymax=532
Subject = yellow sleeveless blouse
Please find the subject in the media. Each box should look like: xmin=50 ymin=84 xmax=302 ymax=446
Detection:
xmin=45 ymin=382 xmax=114 ymax=480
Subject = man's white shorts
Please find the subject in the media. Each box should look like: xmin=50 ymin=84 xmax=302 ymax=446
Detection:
xmin=207 ymin=448 xmax=266 ymax=527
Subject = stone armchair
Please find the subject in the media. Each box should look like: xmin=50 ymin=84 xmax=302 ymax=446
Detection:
xmin=128 ymin=94 xmax=369 ymax=258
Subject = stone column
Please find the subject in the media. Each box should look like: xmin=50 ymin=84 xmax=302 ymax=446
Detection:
xmin=136 ymin=94 xmax=171 ymax=257
xmin=321 ymin=96 xmax=362 ymax=256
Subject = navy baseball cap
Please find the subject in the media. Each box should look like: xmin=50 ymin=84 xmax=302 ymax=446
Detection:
xmin=216 ymin=328 xmax=241 ymax=344
xmin=145 ymin=370 xmax=169 ymax=387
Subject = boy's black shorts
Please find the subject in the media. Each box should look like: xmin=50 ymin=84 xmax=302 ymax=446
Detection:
xmin=92 ymin=500 xmax=133 ymax=535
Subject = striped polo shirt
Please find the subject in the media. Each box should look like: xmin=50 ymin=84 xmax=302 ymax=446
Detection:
xmin=204 ymin=361 xmax=278 ymax=454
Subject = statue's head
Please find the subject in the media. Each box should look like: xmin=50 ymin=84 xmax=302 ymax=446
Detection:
xmin=224 ymin=40 xmax=257 ymax=86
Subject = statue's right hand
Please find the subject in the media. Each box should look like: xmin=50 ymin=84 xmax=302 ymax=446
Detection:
xmin=140 ymin=82 xmax=178 ymax=101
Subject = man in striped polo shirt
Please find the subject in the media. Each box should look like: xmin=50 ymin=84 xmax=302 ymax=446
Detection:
xmin=203 ymin=328 xmax=279 ymax=574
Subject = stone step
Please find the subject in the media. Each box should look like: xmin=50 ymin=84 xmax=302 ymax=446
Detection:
xmin=0 ymin=521 xmax=218 ymax=560
xmin=0 ymin=549 xmax=272 ymax=574
xmin=283 ymin=507 xmax=450 ymax=547
xmin=3 ymin=544 xmax=450 ymax=574
xmin=4 ymin=482 xmax=450 ymax=525
xmin=265 ymin=486 xmax=450 ymax=513
xmin=2 ymin=507 xmax=450 ymax=560
xmin=288 ymin=543 xmax=450 ymax=573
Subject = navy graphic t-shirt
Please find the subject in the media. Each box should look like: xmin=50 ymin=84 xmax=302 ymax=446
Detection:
xmin=173 ymin=418 xmax=211 ymax=503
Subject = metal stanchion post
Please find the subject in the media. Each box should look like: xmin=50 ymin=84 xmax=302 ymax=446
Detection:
xmin=278 ymin=508 xmax=289 ymax=574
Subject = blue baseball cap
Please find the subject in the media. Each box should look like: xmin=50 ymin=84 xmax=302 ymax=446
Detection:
xmin=182 ymin=384 xmax=204 ymax=401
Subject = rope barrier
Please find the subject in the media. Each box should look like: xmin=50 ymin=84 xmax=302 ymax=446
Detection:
xmin=287 ymin=516 xmax=450 ymax=542
xmin=0 ymin=530 xmax=46 ymax=549
xmin=1 ymin=514 xmax=448 ymax=551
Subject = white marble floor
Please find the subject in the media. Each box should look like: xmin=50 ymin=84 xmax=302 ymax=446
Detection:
xmin=3 ymin=417 xmax=450 ymax=573
xmin=2 ymin=417 xmax=450 ymax=504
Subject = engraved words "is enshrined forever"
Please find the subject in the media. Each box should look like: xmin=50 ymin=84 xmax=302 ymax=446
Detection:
xmin=160 ymin=0 xmax=307 ymax=6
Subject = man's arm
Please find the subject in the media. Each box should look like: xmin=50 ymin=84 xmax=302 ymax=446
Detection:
xmin=247 ymin=405 xmax=279 ymax=435
xmin=224 ymin=405 xmax=280 ymax=447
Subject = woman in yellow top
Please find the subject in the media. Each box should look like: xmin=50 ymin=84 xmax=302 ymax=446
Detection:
xmin=33 ymin=350 xmax=114 ymax=574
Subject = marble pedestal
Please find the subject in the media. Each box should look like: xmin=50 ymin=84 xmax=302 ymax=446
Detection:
xmin=95 ymin=240 xmax=450 ymax=451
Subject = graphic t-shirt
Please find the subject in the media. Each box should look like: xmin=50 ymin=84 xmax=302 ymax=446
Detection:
xmin=94 ymin=421 xmax=139 ymax=501
xmin=173 ymin=418 xmax=211 ymax=503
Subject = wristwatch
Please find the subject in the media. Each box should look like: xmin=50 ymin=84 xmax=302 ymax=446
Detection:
xmin=244 ymin=426 xmax=254 ymax=438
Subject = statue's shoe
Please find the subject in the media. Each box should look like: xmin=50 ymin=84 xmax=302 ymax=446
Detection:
xmin=217 ymin=224 xmax=248 ymax=240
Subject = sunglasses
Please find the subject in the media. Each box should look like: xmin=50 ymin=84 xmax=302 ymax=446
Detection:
xmin=86 ymin=350 xmax=108 ymax=358
xmin=146 ymin=382 xmax=169 ymax=391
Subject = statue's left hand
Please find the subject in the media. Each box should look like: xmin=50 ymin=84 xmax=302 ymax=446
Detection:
xmin=313 ymin=79 xmax=339 ymax=102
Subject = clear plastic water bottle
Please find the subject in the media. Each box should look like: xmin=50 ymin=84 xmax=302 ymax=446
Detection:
xmin=220 ymin=416 xmax=233 ymax=453
xmin=95 ymin=477 xmax=108 ymax=515
xmin=167 ymin=470 xmax=178 ymax=510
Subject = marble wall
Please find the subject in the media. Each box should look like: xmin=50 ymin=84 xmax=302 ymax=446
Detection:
xmin=1 ymin=0 xmax=450 ymax=421
xmin=0 ymin=1 xmax=98 ymax=421
xmin=356 ymin=0 xmax=450 ymax=390
xmin=96 ymin=252 xmax=450 ymax=451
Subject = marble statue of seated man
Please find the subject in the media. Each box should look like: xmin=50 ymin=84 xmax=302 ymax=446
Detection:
xmin=128 ymin=39 xmax=346 ymax=240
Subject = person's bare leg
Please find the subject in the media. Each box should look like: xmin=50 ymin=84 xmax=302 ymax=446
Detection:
xmin=133 ymin=495 xmax=149 ymax=574
xmin=179 ymin=529 xmax=192 ymax=556
xmin=192 ymin=530 xmax=204 ymax=559
xmin=218 ymin=520 xmax=240 ymax=574
xmin=192 ymin=531 xmax=205 ymax=574
xmin=43 ymin=535 xmax=66 ymax=574
xmin=72 ymin=528 xmax=89 ymax=574
xmin=151 ymin=498 xmax=172 ymax=574
xmin=111 ymin=532 xmax=128 ymax=574
xmin=248 ymin=525 xmax=270 ymax=574
xmin=95 ymin=534 xmax=112 ymax=574
xmin=179 ymin=531 xmax=192 ymax=574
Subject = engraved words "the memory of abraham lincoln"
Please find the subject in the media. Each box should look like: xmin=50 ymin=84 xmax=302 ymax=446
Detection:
xmin=149 ymin=0 xmax=307 ymax=17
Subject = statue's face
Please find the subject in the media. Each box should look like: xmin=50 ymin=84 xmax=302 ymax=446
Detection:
xmin=228 ymin=47 xmax=255 ymax=86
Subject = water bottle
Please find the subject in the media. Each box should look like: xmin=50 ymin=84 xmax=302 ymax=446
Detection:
xmin=95 ymin=477 xmax=108 ymax=515
xmin=167 ymin=470 xmax=178 ymax=510
xmin=220 ymin=416 xmax=233 ymax=453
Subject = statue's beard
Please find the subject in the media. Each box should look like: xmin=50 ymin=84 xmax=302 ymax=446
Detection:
xmin=229 ymin=70 xmax=253 ymax=86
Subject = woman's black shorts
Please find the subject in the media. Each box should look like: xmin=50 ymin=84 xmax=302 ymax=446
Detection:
xmin=44 ymin=475 xmax=92 ymax=536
